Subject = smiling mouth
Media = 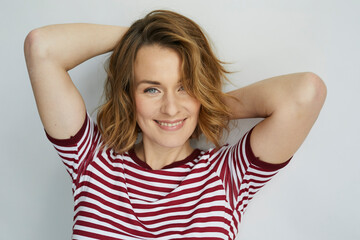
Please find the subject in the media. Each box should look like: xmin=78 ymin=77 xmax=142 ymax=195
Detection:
xmin=155 ymin=119 xmax=185 ymax=127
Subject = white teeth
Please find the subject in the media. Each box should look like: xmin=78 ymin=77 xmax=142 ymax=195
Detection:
xmin=157 ymin=120 xmax=183 ymax=127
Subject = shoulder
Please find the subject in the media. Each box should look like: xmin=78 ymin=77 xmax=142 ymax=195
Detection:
xmin=46 ymin=112 xmax=100 ymax=147
xmin=203 ymin=128 xmax=291 ymax=171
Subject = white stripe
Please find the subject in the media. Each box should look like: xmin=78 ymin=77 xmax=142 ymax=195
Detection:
xmin=73 ymin=221 xmax=143 ymax=240
xmin=131 ymin=189 xmax=226 ymax=212
xmin=136 ymin=200 xmax=232 ymax=221
xmin=74 ymin=167 xmax=129 ymax=201
xmin=124 ymin=173 xmax=179 ymax=189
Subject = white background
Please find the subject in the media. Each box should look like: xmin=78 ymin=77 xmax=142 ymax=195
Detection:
xmin=1 ymin=0 xmax=359 ymax=239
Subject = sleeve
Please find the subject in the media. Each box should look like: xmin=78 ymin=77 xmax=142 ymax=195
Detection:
xmin=45 ymin=112 xmax=101 ymax=187
xmin=213 ymin=127 xmax=291 ymax=212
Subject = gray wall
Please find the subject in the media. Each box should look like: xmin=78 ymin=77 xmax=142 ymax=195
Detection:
xmin=1 ymin=0 xmax=359 ymax=239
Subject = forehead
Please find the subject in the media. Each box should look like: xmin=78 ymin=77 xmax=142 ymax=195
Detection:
xmin=134 ymin=45 xmax=182 ymax=84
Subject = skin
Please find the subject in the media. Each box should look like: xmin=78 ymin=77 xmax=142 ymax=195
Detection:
xmin=24 ymin=23 xmax=326 ymax=171
xmin=24 ymin=24 xmax=128 ymax=139
xmin=225 ymin=72 xmax=327 ymax=163
xmin=133 ymin=45 xmax=201 ymax=170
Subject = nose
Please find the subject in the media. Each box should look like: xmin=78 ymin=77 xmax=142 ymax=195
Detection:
xmin=160 ymin=92 xmax=180 ymax=116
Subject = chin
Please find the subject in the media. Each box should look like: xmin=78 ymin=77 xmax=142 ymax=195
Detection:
xmin=154 ymin=137 xmax=190 ymax=149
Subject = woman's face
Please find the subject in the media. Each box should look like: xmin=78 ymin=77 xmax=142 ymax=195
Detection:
xmin=133 ymin=44 xmax=201 ymax=150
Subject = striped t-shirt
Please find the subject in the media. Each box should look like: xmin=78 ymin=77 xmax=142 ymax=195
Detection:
xmin=46 ymin=113 xmax=290 ymax=240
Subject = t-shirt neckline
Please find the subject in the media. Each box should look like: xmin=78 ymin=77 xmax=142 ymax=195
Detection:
xmin=128 ymin=148 xmax=201 ymax=170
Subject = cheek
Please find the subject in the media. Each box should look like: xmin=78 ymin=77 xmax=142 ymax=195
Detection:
xmin=190 ymin=99 xmax=201 ymax=116
xmin=135 ymin=95 xmax=154 ymax=120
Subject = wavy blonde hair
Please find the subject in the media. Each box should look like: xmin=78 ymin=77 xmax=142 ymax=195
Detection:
xmin=97 ymin=10 xmax=231 ymax=153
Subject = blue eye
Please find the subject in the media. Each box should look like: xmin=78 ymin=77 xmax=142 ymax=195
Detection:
xmin=144 ymin=88 xmax=159 ymax=94
xmin=178 ymin=86 xmax=185 ymax=91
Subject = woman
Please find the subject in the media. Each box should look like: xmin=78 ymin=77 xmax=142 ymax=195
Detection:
xmin=24 ymin=10 xmax=326 ymax=240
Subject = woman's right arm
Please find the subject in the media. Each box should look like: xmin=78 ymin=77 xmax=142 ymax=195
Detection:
xmin=24 ymin=24 xmax=128 ymax=139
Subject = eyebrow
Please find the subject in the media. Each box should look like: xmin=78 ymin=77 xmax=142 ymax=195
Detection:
xmin=137 ymin=80 xmax=161 ymax=86
xmin=137 ymin=79 xmax=182 ymax=86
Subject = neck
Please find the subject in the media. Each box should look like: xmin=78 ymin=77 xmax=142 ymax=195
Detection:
xmin=134 ymin=141 xmax=193 ymax=170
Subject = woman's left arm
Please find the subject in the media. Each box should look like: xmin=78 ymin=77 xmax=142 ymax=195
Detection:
xmin=223 ymin=72 xmax=327 ymax=164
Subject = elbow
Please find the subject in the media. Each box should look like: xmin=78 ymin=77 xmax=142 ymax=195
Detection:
xmin=24 ymin=28 xmax=50 ymax=62
xmin=296 ymin=72 xmax=327 ymax=109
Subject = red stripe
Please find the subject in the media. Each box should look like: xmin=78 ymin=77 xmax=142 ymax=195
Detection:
xmin=74 ymin=173 xmax=129 ymax=205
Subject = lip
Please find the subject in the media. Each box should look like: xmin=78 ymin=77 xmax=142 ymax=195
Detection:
xmin=154 ymin=118 xmax=186 ymax=131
